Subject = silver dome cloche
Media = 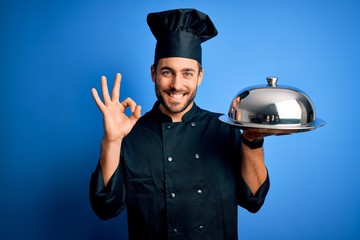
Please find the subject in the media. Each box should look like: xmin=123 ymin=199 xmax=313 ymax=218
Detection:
xmin=219 ymin=77 xmax=326 ymax=134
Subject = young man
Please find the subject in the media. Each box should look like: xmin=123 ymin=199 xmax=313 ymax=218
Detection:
xmin=90 ymin=9 xmax=270 ymax=239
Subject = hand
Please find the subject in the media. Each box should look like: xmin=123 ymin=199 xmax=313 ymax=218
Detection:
xmin=242 ymin=129 xmax=291 ymax=141
xmin=91 ymin=73 xmax=141 ymax=142
xmin=242 ymin=129 xmax=273 ymax=141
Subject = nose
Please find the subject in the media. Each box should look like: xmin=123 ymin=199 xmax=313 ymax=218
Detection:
xmin=170 ymin=75 xmax=181 ymax=89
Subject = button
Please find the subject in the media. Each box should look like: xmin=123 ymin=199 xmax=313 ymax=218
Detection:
xmin=194 ymin=154 xmax=200 ymax=159
xmin=190 ymin=122 xmax=196 ymax=127
xmin=197 ymin=189 xmax=203 ymax=195
xmin=170 ymin=193 xmax=176 ymax=198
xmin=198 ymin=225 xmax=204 ymax=231
xmin=168 ymin=227 xmax=178 ymax=234
xmin=167 ymin=157 xmax=173 ymax=162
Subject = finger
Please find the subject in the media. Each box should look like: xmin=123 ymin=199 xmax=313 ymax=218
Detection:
xmin=131 ymin=105 xmax=142 ymax=121
xmin=242 ymin=129 xmax=269 ymax=139
xmin=121 ymin=97 xmax=137 ymax=113
xmin=91 ymin=88 xmax=105 ymax=111
xmin=111 ymin=73 xmax=121 ymax=102
xmin=101 ymin=76 xmax=111 ymax=104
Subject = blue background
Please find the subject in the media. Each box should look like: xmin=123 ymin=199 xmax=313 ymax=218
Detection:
xmin=1 ymin=0 xmax=359 ymax=239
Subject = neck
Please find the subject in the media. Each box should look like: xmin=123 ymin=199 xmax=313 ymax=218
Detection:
xmin=158 ymin=102 xmax=194 ymax=122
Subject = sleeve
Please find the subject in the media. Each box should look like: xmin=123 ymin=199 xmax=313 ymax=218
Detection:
xmin=89 ymin=161 xmax=127 ymax=220
xmin=227 ymin=126 xmax=270 ymax=213
xmin=237 ymin=171 xmax=270 ymax=213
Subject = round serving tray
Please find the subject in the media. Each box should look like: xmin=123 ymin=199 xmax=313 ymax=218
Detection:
xmin=219 ymin=115 xmax=326 ymax=134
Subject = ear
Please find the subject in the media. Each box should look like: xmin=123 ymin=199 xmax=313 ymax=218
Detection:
xmin=151 ymin=65 xmax=156 ymax=83
xmin=197 ymin=68 xmax=204 ymax=86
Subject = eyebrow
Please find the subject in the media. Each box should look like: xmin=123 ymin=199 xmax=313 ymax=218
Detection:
xmin=159 ymin=66 xmax=196 ymax=72
xmin=159 ymin=66 xmax=173 ymax=72
xmin=182 ymin=68 xmax=196 ymax=72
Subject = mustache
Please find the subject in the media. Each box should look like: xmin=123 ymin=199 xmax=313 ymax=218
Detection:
xmin=154 ymin=83 xmax=187 ymax=94
xmin=167 ymin=89 xmax=185 ymax=93
xmin=162 ymin=86 xmax=187 ymax=94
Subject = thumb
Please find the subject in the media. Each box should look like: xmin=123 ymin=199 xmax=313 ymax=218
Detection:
xmin=130 ymin=105 xmax=141 ymax=122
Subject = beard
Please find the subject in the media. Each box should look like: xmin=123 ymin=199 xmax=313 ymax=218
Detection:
xmin=155 ymin=83 xmax=197 ymax=114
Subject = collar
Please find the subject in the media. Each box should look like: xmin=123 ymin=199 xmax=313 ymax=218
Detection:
xmin=150 ymin=101 xmax=198 ymax=123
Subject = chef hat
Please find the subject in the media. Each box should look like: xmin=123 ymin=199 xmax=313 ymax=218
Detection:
xmin=147 ymin=8 xmax=218 ymax=64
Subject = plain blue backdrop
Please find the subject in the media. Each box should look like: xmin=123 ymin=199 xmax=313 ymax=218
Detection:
xmin=1 ymin=0 xmax=360 ymax=239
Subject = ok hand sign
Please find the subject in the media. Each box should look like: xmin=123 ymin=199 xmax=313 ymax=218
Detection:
xmin=91 ymin=73 xmax=141 ymax=143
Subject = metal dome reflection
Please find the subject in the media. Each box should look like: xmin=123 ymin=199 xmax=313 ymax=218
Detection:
xmin=220 ymin=77 xmax=326 ymax=133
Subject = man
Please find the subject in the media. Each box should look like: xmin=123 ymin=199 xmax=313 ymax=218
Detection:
xmin=90 ymin=9 xmax=270 ymax=239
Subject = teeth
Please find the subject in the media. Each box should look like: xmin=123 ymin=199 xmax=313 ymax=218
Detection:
xmin=169 ymin=93 xmax=184 ymax=99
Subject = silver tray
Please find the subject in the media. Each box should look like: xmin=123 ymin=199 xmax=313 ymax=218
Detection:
xmin=219 ymin=115 xmax=326 ymax=134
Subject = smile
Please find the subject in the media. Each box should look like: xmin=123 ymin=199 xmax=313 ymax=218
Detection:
xmin=168 ymin=92 xmax=186 ymax=100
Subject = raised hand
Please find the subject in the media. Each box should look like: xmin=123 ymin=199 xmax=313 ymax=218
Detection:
xmin=92 ymin=73 xmax=141 ymax=143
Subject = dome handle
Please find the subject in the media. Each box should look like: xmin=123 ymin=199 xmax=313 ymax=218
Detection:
xmin=266 ymin=77 xmax=278 ymax=87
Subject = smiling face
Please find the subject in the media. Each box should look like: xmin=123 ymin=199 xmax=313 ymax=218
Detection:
xmin=151 ymin=57 xmax=203 ymax=122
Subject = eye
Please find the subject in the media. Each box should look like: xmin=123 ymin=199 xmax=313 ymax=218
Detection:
xmin=184 ymin=72 xmax=194 ymax=78
xmin=162 ymin=70 xmax=173 ymax=76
